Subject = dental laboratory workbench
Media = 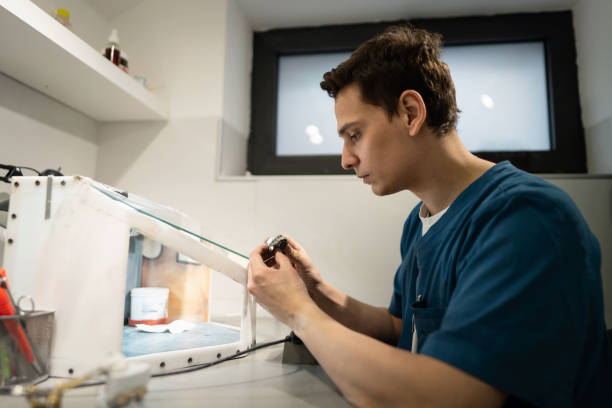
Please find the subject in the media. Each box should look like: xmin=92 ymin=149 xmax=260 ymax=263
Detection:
xmin=0 ymin=318 xmax=350 ymax=408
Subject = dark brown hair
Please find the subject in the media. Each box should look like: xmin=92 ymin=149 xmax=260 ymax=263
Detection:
xmin=320 ymin=25 xmax=459 ymax=135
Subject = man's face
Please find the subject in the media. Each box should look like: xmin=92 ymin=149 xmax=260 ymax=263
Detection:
xmin=335 ymin=83 xmax=419 ymax=196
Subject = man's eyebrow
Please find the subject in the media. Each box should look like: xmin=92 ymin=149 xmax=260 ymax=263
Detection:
xmin=338 ymin=121 xmax=358 ymax=137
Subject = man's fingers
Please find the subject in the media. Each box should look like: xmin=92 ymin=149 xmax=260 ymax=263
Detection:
xmin=284 ymin=234 xmax=301 ymax=251
xmin=280 ymin=235 xmax=300 ymax=257
xmin=275 ymin=250 xmax=293 ymax=269
xmin=247 ymin=259 xmax=257 ymax=293
xmin=249 ymin=244 xmax=269 ymax=269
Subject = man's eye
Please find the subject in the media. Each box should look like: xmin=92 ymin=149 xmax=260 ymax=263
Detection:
xmin=350 ymin=133 xmax=360 ymax=142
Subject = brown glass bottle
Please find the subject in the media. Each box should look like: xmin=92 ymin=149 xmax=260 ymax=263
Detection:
xmin=105 ymin=29 xmax=121 ymax=66
xmin=105 ymin=45 xmax=120 ymax=66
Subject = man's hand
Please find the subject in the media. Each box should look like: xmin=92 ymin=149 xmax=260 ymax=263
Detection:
xmin=247 ymin=244 xmax=316 ymax=327
xmin=282 ymin=235 xmax=324 ymax=295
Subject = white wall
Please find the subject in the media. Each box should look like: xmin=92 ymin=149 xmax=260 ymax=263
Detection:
xmin=223 ymin=0 xmax=252 ymax=135
xmin=0 ymin=0 xmax=105 ymax=209
xmin=0 ymin=0 xmax=108 ymax=196
xmin=1 ymin=0 xmax=610 ymax=328
xmin=91 ymin=0 xmax=415 ymax=319
xmin=30 ymin=0 xmax=110 ymax=52
xmin=548 ymin=177 xmax=612 ymax=325
xmin=92 ymin=0 xmax=612 ymax=330
xmin=573 ymin=0 xmax=612 ymax=174
xmin=0 ymin=71 xmax=98 ymax=193
xmin=95 ymin=0 xmax=253 ymax=317
xmin=0 ymin=0 xmax=103 ymax=272
xmin=93 ymin=0 xmax=612 ymax=327
xmin=570 ymin=0 xmax=612 ymax=322
xmin=108 ymin=0 xmax=225 ymax=118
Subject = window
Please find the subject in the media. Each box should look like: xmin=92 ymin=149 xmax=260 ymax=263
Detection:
xmin=443 ymin=41 xmax=551 ymax=152
xmin=276 ymin=52 xmax=349 ymax=156
xmin=248 ymin=12 xmax=585 ymax=174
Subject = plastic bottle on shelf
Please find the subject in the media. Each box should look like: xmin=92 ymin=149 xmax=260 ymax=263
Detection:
xmin=104 ymin=29 xmax=121 ymax=66
xmin=55 ymin=8 xmax=72 ymax=30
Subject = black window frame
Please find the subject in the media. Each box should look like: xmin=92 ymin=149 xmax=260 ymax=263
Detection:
xmin=248 ymin=11 xmax=585 ymax=175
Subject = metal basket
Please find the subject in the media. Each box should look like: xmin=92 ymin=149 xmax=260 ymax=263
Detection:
xmin=0 ymin=311 xmax=54 ymax=392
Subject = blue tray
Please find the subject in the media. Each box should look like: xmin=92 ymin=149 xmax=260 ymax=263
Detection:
xmin=122 ymin=322 xmax=241 ymax=357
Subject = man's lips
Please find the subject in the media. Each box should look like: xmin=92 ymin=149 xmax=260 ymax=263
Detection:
xmin=357 ymin=174 xmax=370 ymax=183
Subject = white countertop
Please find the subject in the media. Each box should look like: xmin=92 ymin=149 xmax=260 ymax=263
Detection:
xmin=0 ymin=318 xmax=350 ymax=407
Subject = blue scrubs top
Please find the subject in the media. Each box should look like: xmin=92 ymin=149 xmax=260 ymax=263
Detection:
xmin=389 ymin=161 xmax=612 ymax=407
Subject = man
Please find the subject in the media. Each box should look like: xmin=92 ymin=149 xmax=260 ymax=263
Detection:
xmin=247 ymin=25 xmax=612 ymax=407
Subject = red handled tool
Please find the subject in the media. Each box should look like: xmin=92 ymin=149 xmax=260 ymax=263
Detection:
xmin=0 ymin=268 xmax=42 ymax=375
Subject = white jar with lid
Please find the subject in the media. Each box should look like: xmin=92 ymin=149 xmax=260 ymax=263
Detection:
xmin=128 ymin=287 xmax=169 ymax=326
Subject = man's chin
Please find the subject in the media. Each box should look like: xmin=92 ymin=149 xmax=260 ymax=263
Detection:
xmin=371 ymin=183 xmax=400 ymax=196
xmin=370 ymin=184 xmax=388 ymax=196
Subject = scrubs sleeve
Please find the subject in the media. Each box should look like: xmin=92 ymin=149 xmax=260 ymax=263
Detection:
xmin=420 ymin=194 xmax=592 ymax=408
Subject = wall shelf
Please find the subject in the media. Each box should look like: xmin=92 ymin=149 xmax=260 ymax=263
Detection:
xmin=0 ymin=0 xmax=168 ymax=122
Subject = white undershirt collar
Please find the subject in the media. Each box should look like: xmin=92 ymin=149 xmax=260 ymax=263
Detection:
xmin=419 ymin=204 xmax=449 ymax=236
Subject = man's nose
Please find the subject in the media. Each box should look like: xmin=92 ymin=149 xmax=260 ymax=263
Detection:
xmin=341 ymin=144 xmax=358 ymax=170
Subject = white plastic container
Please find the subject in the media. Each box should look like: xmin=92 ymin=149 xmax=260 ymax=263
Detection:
xmin=129 ymin=287 xmax=169 ymax=326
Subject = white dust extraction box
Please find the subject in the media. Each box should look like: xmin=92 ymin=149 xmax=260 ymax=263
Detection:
xmin=2 ymin=176 xmax=255 ymax=377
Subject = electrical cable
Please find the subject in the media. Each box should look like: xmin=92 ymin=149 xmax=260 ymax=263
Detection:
xmin=151 ymin=335 xmax=292 ymax=378
xmin=0 ymin=164 xmax=42 ymax=184
xmin=70 ymin=334 xmax=294 ymax=388
xmin=13 ymin=166 xmax=41 ymax=176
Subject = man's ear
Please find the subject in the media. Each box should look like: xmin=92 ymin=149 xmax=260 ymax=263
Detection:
xmin=398 ymin=90 xmax=427 ymax=137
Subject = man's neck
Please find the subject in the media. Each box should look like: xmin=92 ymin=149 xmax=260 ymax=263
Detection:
xmin=412 ymin=130 xmax=495 ymax=216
